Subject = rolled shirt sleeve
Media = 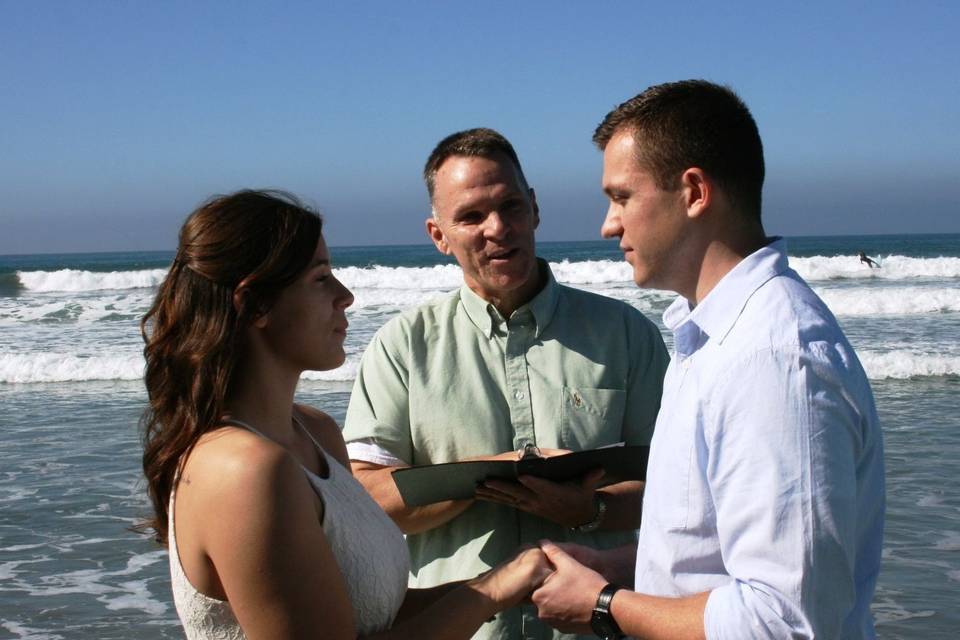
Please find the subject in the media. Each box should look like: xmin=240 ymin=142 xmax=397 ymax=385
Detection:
xmin=703 ymin=346 xmax=872 ymax=639
xmin=343 ymin=324 xmax=413 ymax=465
xmin=636 ymin=239 xmax=883 ymax=640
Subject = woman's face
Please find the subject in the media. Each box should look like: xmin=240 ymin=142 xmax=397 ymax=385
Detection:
xmin=256 ymin=235 xmax=354 ymax=372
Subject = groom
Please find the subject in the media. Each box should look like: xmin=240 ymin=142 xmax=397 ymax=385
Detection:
xmin=533 ymin=80 xmax=885 ymax=639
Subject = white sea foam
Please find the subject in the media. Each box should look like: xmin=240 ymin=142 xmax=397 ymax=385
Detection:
xmin=1 ymin=281 xmax=663 ymax=326
xmin=0 ymin=543 xmax=47 ymax=553
xmin=337 ymin=263 xmax=464 ymax=289
xmin=917 ymin=494 xmax=945 ymax=508
xmin=858 ymin=350 xmax=960 ymax=380
xmin=17 ymin=268 xmax=168 ymax=292
xmin=338 ymin=260 xmax=639 ymax=289
xmin=871 ymin=592 xmax=938 ymax=625
xmin=3 ymin=346 xmax=956 ymax=384
xmin=933 ymin=534 xmax=960 ymax=552
xmin=15 ymin=550 xmax=168 ymax=599
xmin=791 ymin=255 xmax=960 ymax=281
xmin=0 ymin=621 xmax=65 ymax=640
xmin=0 ymin=351 xmax=362 ymax=384
xmin=0 ymin=486 xmax=39 ymax=504
xmin=350 ymin=288 xmax=451 ymax=311
xmin=14 ymin=254 xmax=958 ymax=295
xmin=301 ymin=359 xmax=359 ymax=382
xmin=99 ymin=579 xmax=169 ymax=615
xmin=816 ymin=286 xmax=960 ymax=316
xmin=5 ymin=252 xmax=959 ymax=383
xmin=550 ymin=259 xmax=633 ymax=284
xmin=0 ymin=352 xmax=145 ymax=383
xmin=553 ymin=255 xmax=960 ymax=284
xmin=0 ymin=294 xmax=152 ymax=325
xmin=0 ymin=557 xmax=51 ymax=581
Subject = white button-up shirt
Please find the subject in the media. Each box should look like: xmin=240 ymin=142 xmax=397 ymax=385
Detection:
xmin=634 ymin=239 xmax=885 ymax=639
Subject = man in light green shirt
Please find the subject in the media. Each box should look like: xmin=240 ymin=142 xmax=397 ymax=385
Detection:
xmin=343 ymin=128 xmax=668 ymax=640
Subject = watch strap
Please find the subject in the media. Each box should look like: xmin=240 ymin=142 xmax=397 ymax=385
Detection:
xmin=590 ymin=583 xmax=625 ymax=639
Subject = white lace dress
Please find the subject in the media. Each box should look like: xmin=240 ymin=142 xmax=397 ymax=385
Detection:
xmin=168 ymin=421 xmax=410 ymax=639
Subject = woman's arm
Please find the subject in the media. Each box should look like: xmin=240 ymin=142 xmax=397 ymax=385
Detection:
xmin=191 ymin=420 xmax=551 ymax=640
xmin=193 ymin=436 xmax=359 ymax=639
xmin=366 ymin=547 xmax=552 ymax=640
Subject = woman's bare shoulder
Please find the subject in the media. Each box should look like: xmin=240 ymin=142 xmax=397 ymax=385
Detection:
xmin=294 ymin=404 xmax=351 ymax=470
xmin=182 ymin=426 xmax=314 ymax=507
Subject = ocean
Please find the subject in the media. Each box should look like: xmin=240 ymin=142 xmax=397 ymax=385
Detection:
xmin=1 ymin=234 xmax=958 ymax=638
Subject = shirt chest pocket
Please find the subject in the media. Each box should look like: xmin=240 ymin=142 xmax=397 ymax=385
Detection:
xmin=560 ymin=386 xmax=625 ymax=449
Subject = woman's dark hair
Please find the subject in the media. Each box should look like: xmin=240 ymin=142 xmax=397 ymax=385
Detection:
xmin=139 ymin=189 xmax=321 ymax=545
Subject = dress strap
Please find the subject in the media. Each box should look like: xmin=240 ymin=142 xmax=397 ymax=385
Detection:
xmin=292 ymin=412 xmax=328 ymax=458
xmin=219 ymin=416 xmax=269 ymax=440
xmin=220 ymin=413 xmax=332 ymax=476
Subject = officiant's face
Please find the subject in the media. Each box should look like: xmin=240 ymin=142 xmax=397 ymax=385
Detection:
xmin=426 ymin=153 xmax=540 ymax=304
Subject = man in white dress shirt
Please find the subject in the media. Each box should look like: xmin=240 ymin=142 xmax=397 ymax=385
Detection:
xmin=531 ymin=80 xmax=885 ymax=639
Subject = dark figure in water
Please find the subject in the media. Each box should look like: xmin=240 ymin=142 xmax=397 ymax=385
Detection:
xmin=859 ymin=251 xmax=880 ymax=268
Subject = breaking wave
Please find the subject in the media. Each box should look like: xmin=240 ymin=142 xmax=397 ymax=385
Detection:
xmin=12 ymin=255 xmax=960 ymax=294
xmin=16 ymin=269 xmax=168 ymax=293
xmin=0 ymin=352 xmax=360 ymax=384
xmin=2 ymin=347 xmax=955 ymax=384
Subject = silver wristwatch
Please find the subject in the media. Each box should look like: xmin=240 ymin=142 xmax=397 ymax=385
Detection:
xmin=573 ymin=493 xmax=607 ymax=532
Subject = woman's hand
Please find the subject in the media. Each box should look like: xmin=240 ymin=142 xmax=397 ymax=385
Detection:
xmin=470 ymin=547 xmax=554 ymax=610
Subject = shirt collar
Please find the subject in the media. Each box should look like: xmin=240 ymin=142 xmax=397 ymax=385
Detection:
xmin=663 ymin=237 xmax=789 ymax=356
xmin=458 ymin=258 xmax=560 ymax=338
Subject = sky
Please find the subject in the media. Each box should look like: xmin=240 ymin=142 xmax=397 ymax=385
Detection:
xmin=1 ymin=1 xmax=958 ymax=254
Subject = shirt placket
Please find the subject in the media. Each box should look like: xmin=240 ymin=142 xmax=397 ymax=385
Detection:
xmin=504 ymin=311 xmax=549 ymax=640
xmin=504 ymin=311 xmax=536 ymax=453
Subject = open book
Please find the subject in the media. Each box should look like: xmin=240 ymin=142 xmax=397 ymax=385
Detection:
xmin=391 ymin=444 xmax=650 ymax=507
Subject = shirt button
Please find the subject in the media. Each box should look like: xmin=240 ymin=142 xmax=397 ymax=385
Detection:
xmin=514 ymin=390 xmax=525 ymax=400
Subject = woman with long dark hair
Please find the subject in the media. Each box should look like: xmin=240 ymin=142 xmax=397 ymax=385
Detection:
xmin=140 ymin=190 xmax=550 ymax=639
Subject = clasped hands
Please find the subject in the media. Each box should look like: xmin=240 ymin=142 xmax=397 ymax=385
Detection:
xmin=471 ymin=447 xmax=612 ymax=634
xmin=492 ymin=541 xmax=614 ymax=636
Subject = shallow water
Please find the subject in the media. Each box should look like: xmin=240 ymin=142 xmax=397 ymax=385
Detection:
xmin=2 ymin=378 xmax=958 ymax=638
xmin=870 ymin=378 xmax=960 ymax=637
xmin=2 ymin=236 xmax=959 ymax=638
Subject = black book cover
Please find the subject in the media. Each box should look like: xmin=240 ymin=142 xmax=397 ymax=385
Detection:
xmin=391 ymin=445 xmax=649 ymax=507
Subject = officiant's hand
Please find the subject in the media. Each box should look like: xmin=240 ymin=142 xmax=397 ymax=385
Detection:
xmin=475 ymin=468 xmax=605 ymax=528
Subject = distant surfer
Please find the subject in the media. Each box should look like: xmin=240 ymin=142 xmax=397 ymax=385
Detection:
xmin=858 ymin=251 xmax=880 ymax=268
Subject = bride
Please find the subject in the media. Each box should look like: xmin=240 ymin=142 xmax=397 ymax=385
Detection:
xmin=139 ymin=189 xmax=551 ymax=639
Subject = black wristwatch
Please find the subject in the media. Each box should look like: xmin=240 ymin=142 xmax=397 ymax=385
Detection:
xmin=590 ymin=583 xmax=625 ymax=639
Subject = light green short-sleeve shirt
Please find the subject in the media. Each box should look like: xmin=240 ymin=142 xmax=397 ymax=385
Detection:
xmin=343 ymin=262 xmax=668 ymax=640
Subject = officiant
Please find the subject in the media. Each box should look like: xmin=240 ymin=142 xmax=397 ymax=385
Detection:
xmin=341 ymin=127 xmax=668 ymax=640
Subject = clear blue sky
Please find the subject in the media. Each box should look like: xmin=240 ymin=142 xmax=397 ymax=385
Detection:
xmin=1 ymin=1 xmax=957 ymax=254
